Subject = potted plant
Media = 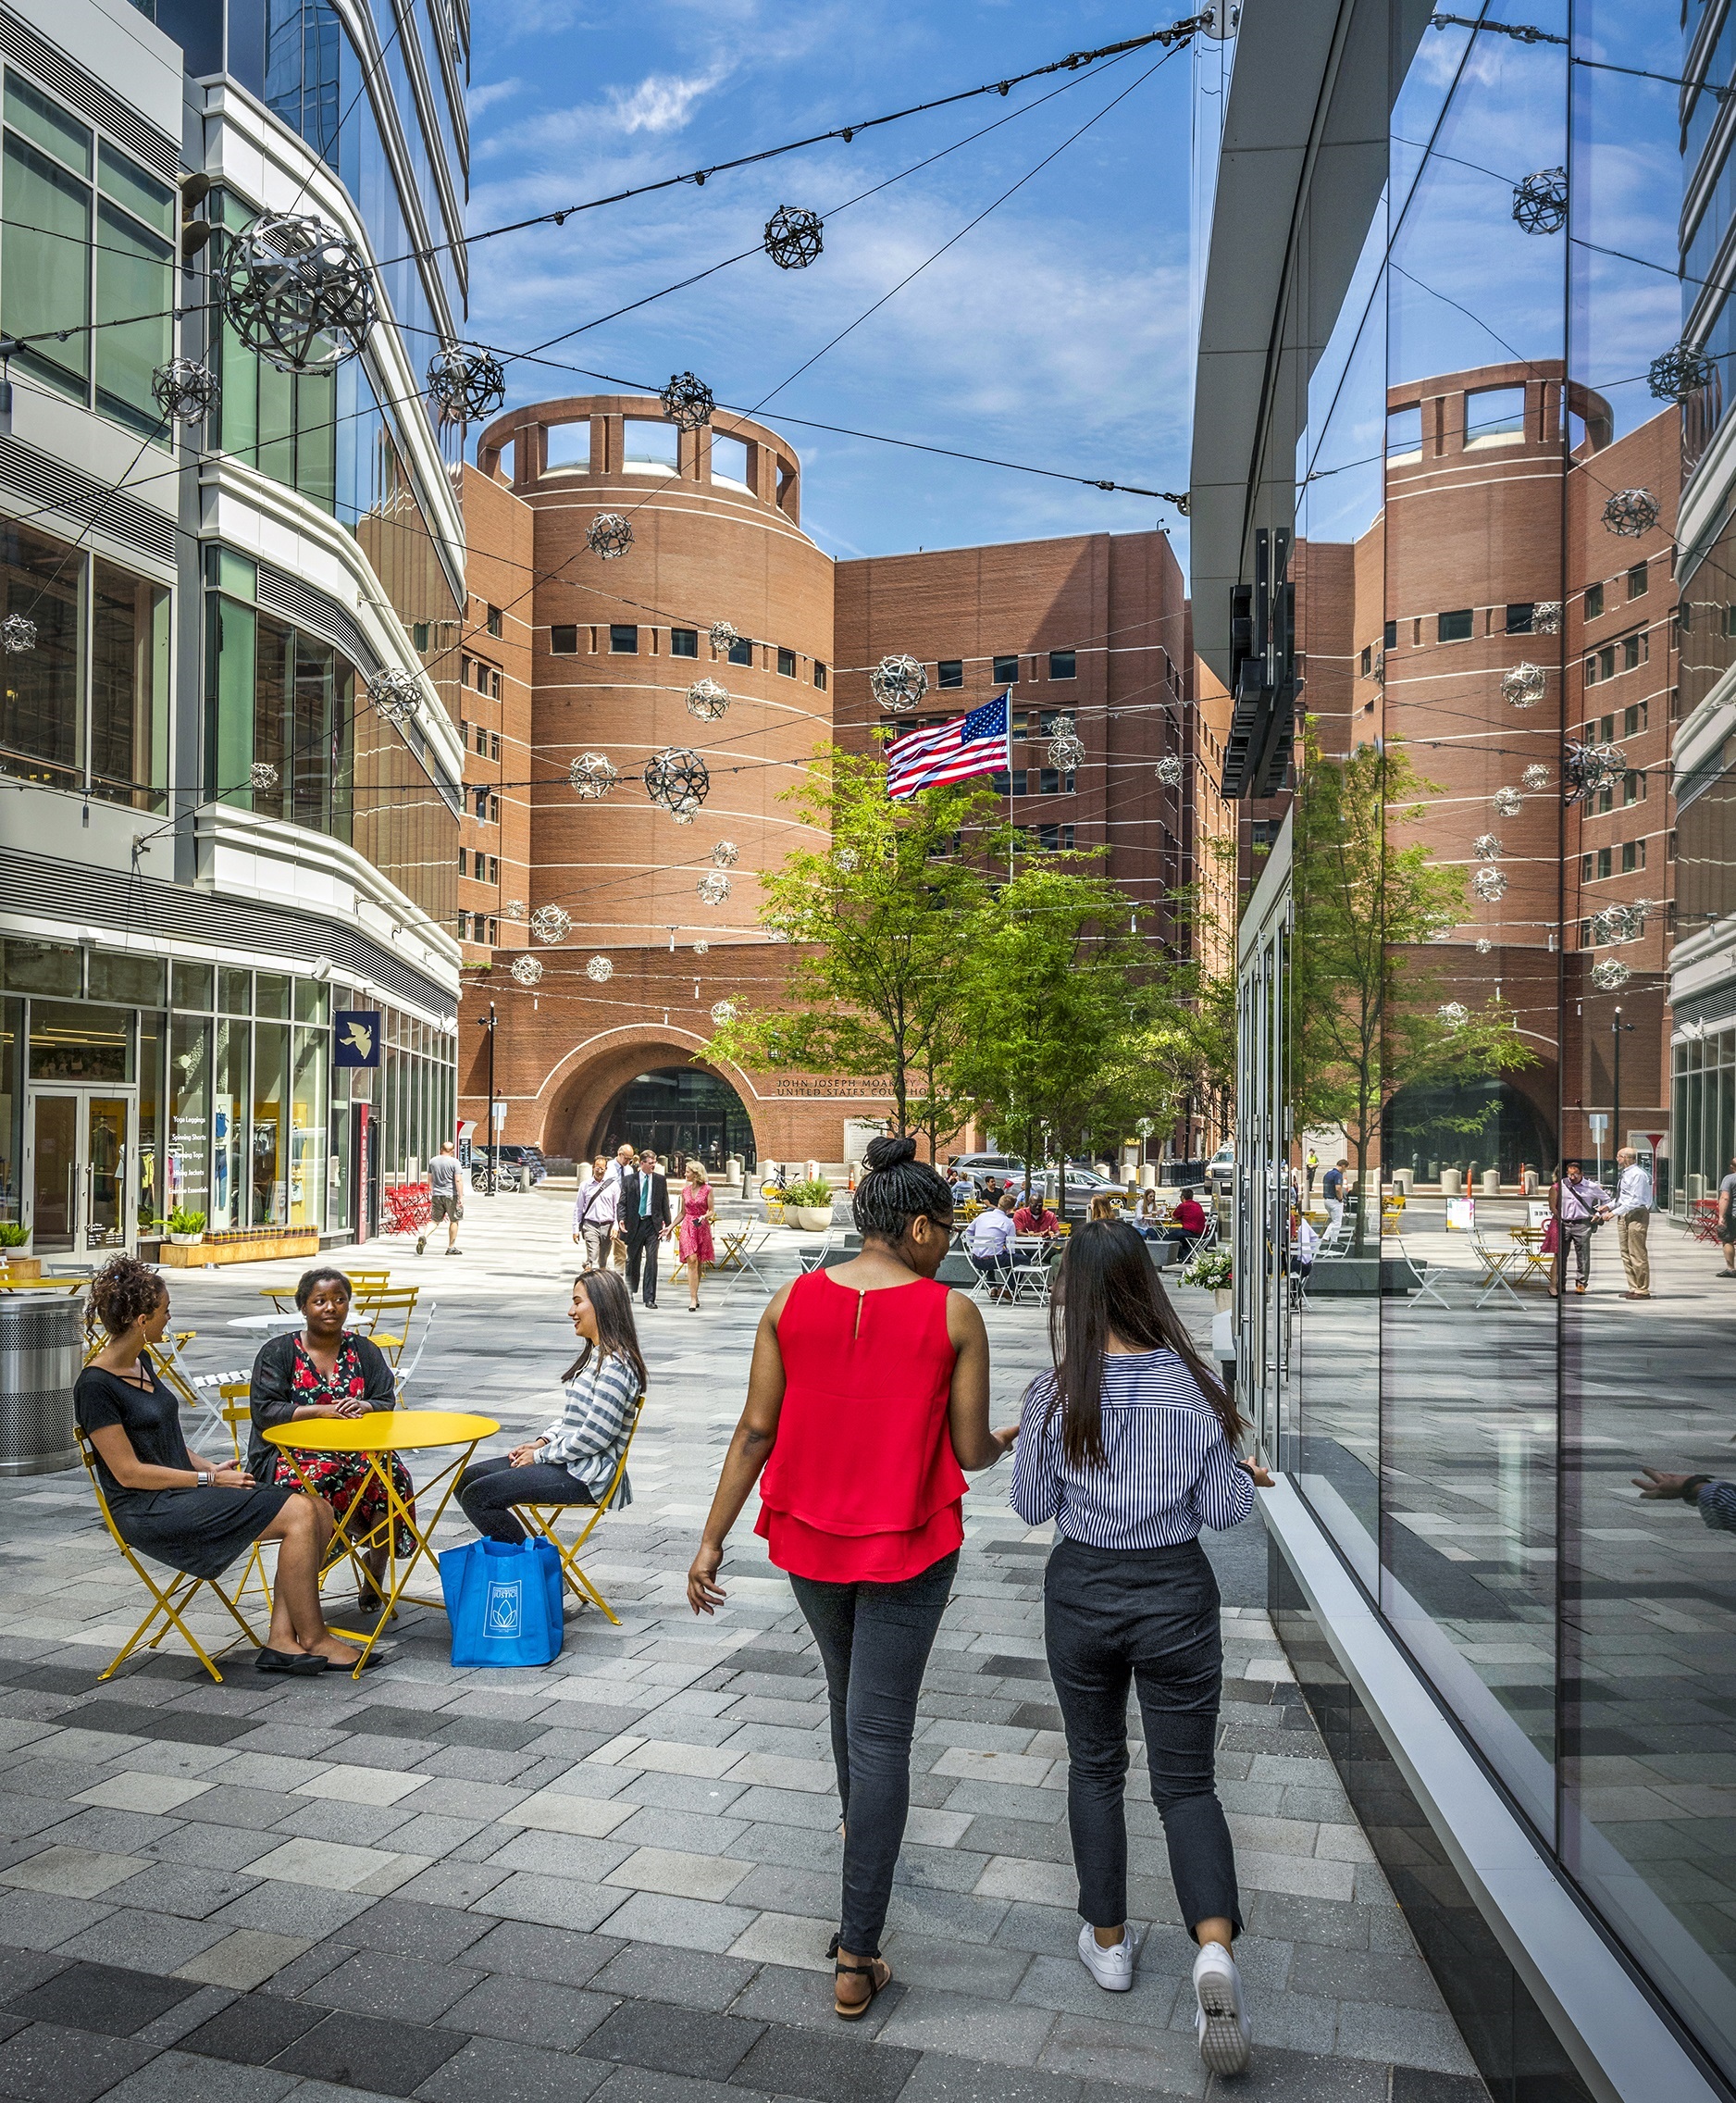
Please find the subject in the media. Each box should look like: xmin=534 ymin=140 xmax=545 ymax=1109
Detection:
xmin=0 ymin=1220 xmax=38 ymax=1279
xmin=784 ymin=1177 xmax=837 ymax=1233
xmin=1182 ymin=1246 xmax=1233 ymax=1310
xmin=166 ymin=1207 xmax=207 ymax=1247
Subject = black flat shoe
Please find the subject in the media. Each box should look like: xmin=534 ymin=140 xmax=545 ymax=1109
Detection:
xmin=256 ymin=1648 xmax=328 ymax=1675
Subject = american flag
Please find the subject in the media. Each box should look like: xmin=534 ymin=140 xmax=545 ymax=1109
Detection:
xmin=885 ymin=691 xmax=1011 ymax=801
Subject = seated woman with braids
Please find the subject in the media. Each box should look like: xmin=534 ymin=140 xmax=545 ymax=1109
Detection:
xmin=75 ymin=1255 xmax=362 ymax=1676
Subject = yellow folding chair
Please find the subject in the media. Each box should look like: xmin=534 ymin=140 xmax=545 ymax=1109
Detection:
xmin=513 ymin=1396 xmax=644 ymax=1625
xmin=211 ymin=1383 xmax=279 ymax=1623
xmin=76 ymin=1426 xmax=268 ymax=1684
xmin=350 ymin=1286 xmax=419 ymax=1364
xmin=259 ymin=1268 xmax=390 ymax=1312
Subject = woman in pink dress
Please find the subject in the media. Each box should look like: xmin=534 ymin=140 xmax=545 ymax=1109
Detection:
xmin=678 ymin=1162 xmax=716 ymax=1312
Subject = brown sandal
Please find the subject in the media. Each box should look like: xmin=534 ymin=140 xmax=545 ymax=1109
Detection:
xmin=828 ymin=1934 xmax=890 ymax=2019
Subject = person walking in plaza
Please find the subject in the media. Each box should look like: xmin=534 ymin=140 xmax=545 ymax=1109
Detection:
xmin=1321 ymin=1158 xmax=1347 ymax=1239
xmin=1552 ymin=1161 xmax=1608 ymax=1296
xmin=418 ymin=1138 xmax=463 ymax=1257
xmin=456 ymin=1269 xmax=644 ymax=1542
xmin=965 ymin=1188 xmax=1018 ymax=1298
xmin=573 ymin=1154 xmax=620 ymax=1272
xmin=1010 ymin=1219 xmax=1272 ymax=2078
xmin=1609 ymin=1146 xmax=1654 ymax=1300
xmin=1717 ymin=1156 xmax=1736 ymax=1278
xmin=677 ymin=1160 xmax=716 ymax=1311
xmin=619 ymin=1148 xmax=672 ymax=1310
xmin=686 ymin=1135 xmax=1016 ymax=2019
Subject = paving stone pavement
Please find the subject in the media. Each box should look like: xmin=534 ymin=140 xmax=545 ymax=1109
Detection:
xmin=0 ymin=1189 xmax=1488 ymax=2100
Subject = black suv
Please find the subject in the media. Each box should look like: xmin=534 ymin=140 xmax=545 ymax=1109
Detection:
xmin=469 ymin=1143 xmax=548 ymax=1188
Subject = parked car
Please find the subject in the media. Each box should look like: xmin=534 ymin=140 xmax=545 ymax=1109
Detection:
xmin=1205 ymin=1146 xmax=1235 ymax=1199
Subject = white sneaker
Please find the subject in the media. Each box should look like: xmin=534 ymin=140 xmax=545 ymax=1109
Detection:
xmin=1077 ymin=1922 xmax=1139 ymax=1991
xmin=1193 ymin=1941 xmax=1251 ymax=2074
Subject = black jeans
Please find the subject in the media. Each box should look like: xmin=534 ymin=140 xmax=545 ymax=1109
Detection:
xmin=624 ymin=1226 xmax=663 ymax=1304
xmin=456 ymin=1456 xmax=594 ymax=1544
xmin=1045 ymin=1536 xmax=1240 ymax=1937
xmin=787 ymin=1549 xmax=959 ymax=1958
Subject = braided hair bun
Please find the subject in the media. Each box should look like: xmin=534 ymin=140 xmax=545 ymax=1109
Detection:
xmin=863 ymin=1134 xmax=918 ymax=1173
xmin=852 ymin=1133 xmax=953 ymax=1243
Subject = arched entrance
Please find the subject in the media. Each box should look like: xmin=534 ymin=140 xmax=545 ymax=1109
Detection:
xmin=1382 ymin=1075 xmax=1556 ymax=1185
xmin=591 ymin=1065 xmax=757 ymax=1172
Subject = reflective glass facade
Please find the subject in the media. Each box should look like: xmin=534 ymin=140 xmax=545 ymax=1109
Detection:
xmin=1209 ymin=0 xmax=1736 ymax=2082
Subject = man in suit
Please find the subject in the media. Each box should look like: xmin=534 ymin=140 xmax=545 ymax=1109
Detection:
xmin=619 ymin=1148 xmax=672 ymax=1308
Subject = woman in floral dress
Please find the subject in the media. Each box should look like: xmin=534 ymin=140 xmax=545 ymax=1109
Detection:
xmin=249 ymin=1267 xmax=414 ymax=1617
xmin=677 ymin=1163 xmax=717 ymax=1313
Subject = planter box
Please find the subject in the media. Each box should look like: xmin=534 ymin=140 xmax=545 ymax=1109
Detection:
xmin=160 ymin=1229 xmax=319 ymax=1269
xmin=0 ymin=1253 xmax=41 ymax=1279
xmin=792 ymin=1206 xmax=835 ymax=1232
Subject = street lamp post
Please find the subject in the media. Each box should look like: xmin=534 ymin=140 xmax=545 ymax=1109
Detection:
xmin=481 ymin=1002 xmax=497 ymax=1197
xmin=1611 ymin=1005 xmax=1635 ymax=1174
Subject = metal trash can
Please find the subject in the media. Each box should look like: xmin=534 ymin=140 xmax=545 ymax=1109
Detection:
xmin=0 ymin=1294 xmax=82 ymax=1475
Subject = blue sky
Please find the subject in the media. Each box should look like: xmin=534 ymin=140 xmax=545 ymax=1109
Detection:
xmin=463 ymin=1 xmax=1194 ymax=561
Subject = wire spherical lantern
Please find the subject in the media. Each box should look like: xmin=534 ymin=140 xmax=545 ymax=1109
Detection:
xmin=1494 ymin=786 xmax=1523 ymax=816
xmin=1591 ymin=957 xmax=1632 ymax=991
xmin=151 ymin=356 xmax=217 ymax=425
xmin=1472 ymin=833 xmax=1503 ymax=861
xmin=764 ymin=205 xmax=824 ymax=269
xmin=569 ymin=753 xmax=619 ymax=800
xmin=587 ymin=512 xmax=634 ymax=560
xmin=697 ymin=868 xmax=732 ymax=905
xmin=1472 ymin=867 xmax=1508 ymax=902
xmin=1425 ymin=921 xmax=1457 ymax=944
xmin=1048 ymin=720 xmax=1086 ymax=772
xmin=692 ymin=940 xmax=710 ymax=956
xmin=1511 ymin=167 xmax=1568 ymax=235
xmin=1156 ymin=755 xmax=1184 ymax=788
xmin=1501 ymin=662 xmax=1546 ymax=708
xmin=221 ymin=211 xmax=376 ymax=374
xmin=1521 ymin=764 xmax=1551 ymax=791
xmin=708 ymin=620 xmax=739 ymax=653
xmin=249 ymin=761 xmax=279 ymax=792
xmin=1437 ymin=1002 xmax=1469 ymax=1029
xmin=504 ymin=899 xmax=527 ymax=921
xmin=659 ymin=370 xmax=713 ymax=430
xmin=710 ymin=1000 xmax=738 ymax=1026
xmin=510 ymin=954 xmax=543 ymax=987
xmin=645 ymin=747 xmax=711 ymax=815
xmin=1604 ymin=488 xmax=1659 ymax=538
xmin=1648 ymin=343 xmax=1715 ymax=402
xmin=1531 ymin=601 xmax=1562 ymax=635
xmin=711 ymin=840 xmax=738 ymax=868
xmin=1565 ymin=740 xmax=1625 ymax=803
xmin=834 ymin=848 xmax=859 ymax=873
xmin=671 ymin=808 xmax=696 ymax=826
xmin=365 ymin=666 xmax=422 ymax=725
xmin=1593 ymin=902 xmax=1642 ymax=945
xmin=1475 ymin=938 xmax=1494 ymax=955
xmin=0 ymin=614 xmax=36 ymax=654
xmin=426 ymin=346 xmax=506 ymax=424
xmin=686 ymin=678 xmax=729 ymax=722
xmin=870 ymin=654 xmax=928 ymax=713
xmin=530 ymin=903 xmax=572 ymax=944
xmin=586 ymin=954 xmax=614 ymax=983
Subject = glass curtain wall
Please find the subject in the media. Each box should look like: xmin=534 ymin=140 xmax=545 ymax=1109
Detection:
xmin=1261 ymin=0 xmax=1736 ymax=2077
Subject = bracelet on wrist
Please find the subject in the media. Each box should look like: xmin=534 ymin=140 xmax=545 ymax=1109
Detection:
xmin=1683 ymin=1475 xmax=1713 ymax=1504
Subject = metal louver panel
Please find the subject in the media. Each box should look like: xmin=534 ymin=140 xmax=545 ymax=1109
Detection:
xmin=0 ymin=854 xmax=454 ymax=1014
xmin=256 ymin=566 xmax=380 ymax=675
xmin=0 ymin=434 xmax=177 ymax=566
xmin=0 ymin=7 xmax=179 ymax=179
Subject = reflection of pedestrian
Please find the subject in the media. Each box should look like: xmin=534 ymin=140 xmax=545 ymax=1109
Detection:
xmin=1609 ymin=1147 xmax=1653 ymax=1300
xmin=1552 ymin=1162 xmax=1607 ymax=1296
xmin=1305 ymin=1151 xmax=1319 ymax=1197
xmin=1718 ymin=1156 xmax=1736 ymax=1279
xmin=1321 ymin=1160 xmax=1346 ymax=1239
xmin=1634 ymin=1468 xmax=1736 ymax=1533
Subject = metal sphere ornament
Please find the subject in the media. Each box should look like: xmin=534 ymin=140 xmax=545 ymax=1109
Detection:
xmin=569 ymin=753 xmax=619 ymax=800
xmin=587 ymin=511 xmax=634 ymax=560
xmin=529 ymin=903 xmax=572 ymax=944
xmin=249 ymin=761 xmax=279 ymax=792
xmin=697 ymin=868 xmax=732 ymax=906
xmin=509 ymin=954 xmax=543 ymax=988
xmin=426 ymin=346 xmax=506 ymax=424
xmin=1472 ymin=833 xmax=1503 ymax=861
xmin=1494 ymin=786 xmax=1523 ymax=816
xmin=763 ymin=205 xmax=824 ymax=270
xmin=1564 ymin=740 xmax=1625 ymax=803
xmin=710 ymin=1000 xmax=738 ymax=1026
xmin=1648 ymin=343 xmax=1715 ymax=402
xmin=365 ymin=666 xmax=422 ymax=725
xmin=504 ymin=899 xmax=527 ymax=921
xmin=1437 ymin=1002 xmax=1469 ymax=1029
xmin=1476 ymin=938 xmax=1494 ymax=955
xmin=1591 ymin=957 xmax=1632 ymax=991
xmin=1048 ymin=719 xmax=1086 ymax=773
xmin=871 ymin=653 xmax=928 ymax=714
xmin=645 ymin=746 xmax=711 ymax=815
xmin=711 ymin=840 xmax=738 ymax=868
xmin=1521 ymin=764 xmax=1551 ymax=791
xmin=221 ymin=211 xmax=376 ymax=374
xmin=1593 ymin=902 xmax=1642 ymax=944
xmin=1603 ymin=488 xmax=1659 ymax=538
xmin=708 ymin=620 xmax=739 ymax=654
xmin=1156 ymin=755 xmax=1184 ymax=788
xmin=686 ymin=678 xmax=729 ymax=722
xmin=1425 ymin=921 xmax=1457 ymax=943
xmin=1472 ymin=866 xmax=1509 ymax=902
xmin=692 ymin=940 xmax=709 ymax=956
xmin=834 ymin=848 xmax=859 ymax=874
xmin=1501 ymin=662 xmax=1546 ymax=708
xmin=1531 ymin=602 xmax=1562 ymax=635
xmin=151 ymin=356 xmax=217 ymax=425
xmin=1511 ymin=167 xmax=1568 ymax=235
xmin=671 ymin=807 xmax=696 ymax=827
xmin=0 ymin=614 xmax=36 ymax=654
xmin=659 ymin=370 xmax=713 ymax=430
xmin=586 ymin=954 xmax=614 ymax=983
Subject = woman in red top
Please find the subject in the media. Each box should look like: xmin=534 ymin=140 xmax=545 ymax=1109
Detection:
xmin=688 ymin=1136 xmax=1016 ymax=2018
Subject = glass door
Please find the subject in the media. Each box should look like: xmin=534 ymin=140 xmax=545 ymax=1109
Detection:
xmin=28 ymin=1089 xmax=134 ymax=1257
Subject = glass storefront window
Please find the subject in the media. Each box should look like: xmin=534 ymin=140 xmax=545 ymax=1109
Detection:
xmin=167 ymin=1014 xmax=210 ymax=1218
xmin=0 ymin=996 xmax=19 ymax=1224
xmin=171 ymin=961 xmax=214 ymax=1011
xmin=138 ymin=1008 xmax=163 ymax=1228
xmin=290 ymin=1025 xmax=327 ymax=1230
xmin=218 ymin=967 xmax=252 ymax=1015
xmin=3 ymin=940 xmax=80 ymax=996
xmin=294 ymin=977 xmax=329 ymax=1025
xmin=88 ymin=952 xmax=167 ymax=1007
xmin=211 ymin=1014 xmax=247 ymax=1229
xmin=252 ymin=1019 xmax=288 ymax=1226
xmin=27 ymin=1002 xmax=130 ymax=1084
xmin=255 ymin=973 xmax=289 ymax=1020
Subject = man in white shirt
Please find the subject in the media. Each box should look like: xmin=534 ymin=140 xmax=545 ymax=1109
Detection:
xmin=965 ymin=1191 xmax=1019 ymax=1299
xmin=572 ymin=1154 xmax=622 ymax=1271
xmin=1606 ymin=1146 xmax=1654 ymax=1300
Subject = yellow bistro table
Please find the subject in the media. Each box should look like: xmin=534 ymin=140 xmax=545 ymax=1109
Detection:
xmin=266 ymin=1409 xmax=497 ymax=1676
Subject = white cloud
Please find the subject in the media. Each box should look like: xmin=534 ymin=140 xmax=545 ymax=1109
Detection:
xmin=467 ymin=78 xmax=523 ymax=117
xmin=604 ymin=64 xmax=732 ymax=135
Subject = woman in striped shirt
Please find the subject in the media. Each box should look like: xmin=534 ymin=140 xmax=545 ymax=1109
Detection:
xmin=1011 ymin=1220 xmax=1272 ymax=2078
xmin=456 ymin=1268 xmax=644 ymax=1542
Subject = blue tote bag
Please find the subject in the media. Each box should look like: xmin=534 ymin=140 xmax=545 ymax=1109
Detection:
xmin=439 ymin=1537 xmax=564 ymax=1667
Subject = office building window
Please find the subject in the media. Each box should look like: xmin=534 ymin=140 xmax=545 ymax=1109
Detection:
xmin=813 ymin=662 xmax=827 ymax=690
xmin=1506 ymin=604 xmax=1534 ymax=633
xmin=1383 ymin=618 xmax=1397 ymax=649
xmin=994 ymin=654 xmax=1020 ymax=686
xmin=488 ymin=854 xmax=499 ymax=884
xmin=551 ymin=625 xmax=577 ymax=654
xmin=1621 ymin=839 xmax=1644 ymax=872
xmin=1464 ymin=383 xmax=1526 ymax=443
xmin=1385 ymin=404 xmax=1422 ymax=458
xmin=1623 ymin=633 xmax=1642 ymax=671
xmin=671 ymin=628 xmax=698 ymax=657
xmin=486 ymin=604 xmax=502 ymax=637
xmin=457 ymin=848 xmax=465 ymax=876
xmin=1037 ymin=823 xmax=1074 ymax=850
xmin=489 ymin=796 xmax=500 ymax=824
xmin=938 ymin=660 xmax=963 ymax=688
xmin=490 ymin=732 xmax=501 ymax=762
xmin=413 ymin=622 xmax=428 ymax=650
xmin=777 ymin=646 xmax=796 ymax=678
xmin=1628 ymin=559 xmax=1648 ymax=598
xmin=728 ymin=636 xmax=753 ymax=666
xmin=1624 ymin=702 xmax=1647 ymax=735
xmin=1048 ymin=649 xmax=1076 ymax=679
xmin=1586 ymin=581 xmax=1606 ymax=619
xmin=1360 ymin=644 xmax=1372 ymax=674
xmin=1437 ymin=609 xmax=1474 ymax=642
xmin=610 ymin=625 xmax=639 ymax=653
